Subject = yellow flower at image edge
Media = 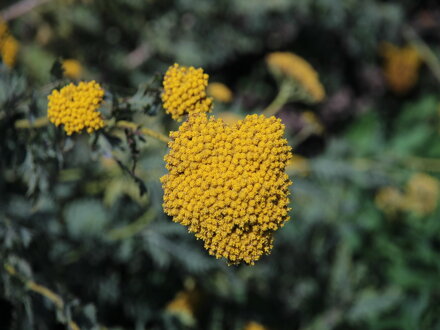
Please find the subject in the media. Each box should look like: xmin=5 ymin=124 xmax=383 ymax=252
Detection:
xmin=243 ymin=321 xmax=268 ymax=330
xmin=162 ymin=63 xmax=213 ymax=121
xmin=47 ymin=81 xmax=105 ymax=135
xmin=266 ymin=52 xmax=325 ymax=102
xmin=0 ymin=20 xmax=19 ymax=68
xmin=161 ymin=113 xmax=292 ymax=265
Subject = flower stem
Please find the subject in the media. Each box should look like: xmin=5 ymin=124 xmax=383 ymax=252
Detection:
xmin=262 ymin=81 xmax=293 ymax=117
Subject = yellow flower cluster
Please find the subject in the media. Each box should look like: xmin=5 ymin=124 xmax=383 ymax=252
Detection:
xmin=47 ymin=81 xmax=105 ymax=135
xmin=375 ymin=173 xmax=439 ymax=216
xmin=266 ymin=52 xmax=325 ymax=102
xmin=162 ymin=63 xmax=213 ymax=121
xmin=0 ymin=20 xmax=19 ymax=68
xmin=207 ymin=82 xmax=233 ymax=103
xmin=161 ymin=113 xmax=292 ymax=265
xmin=380 ymin=43 xmax=422 ymax=94
xmin=63 ymin=59 xmax=83 ymax=79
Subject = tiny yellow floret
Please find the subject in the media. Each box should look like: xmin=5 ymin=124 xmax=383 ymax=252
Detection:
xmin=63 ymin=59 xmax=83 ymax=79
xmin=0 ymin=20 xmax=19 ymax=68
xmin=266 ymin=52 xmax=325 ymax=102
xmin=161 ymin=113 xmax=292 ymax=265
xmin=207 ymin=82 xmax=233 ymax=103
xmin=47 ymin=81 xmax=105 ymax=135
xmin=162 ymin=63 xmax=213 ymax=121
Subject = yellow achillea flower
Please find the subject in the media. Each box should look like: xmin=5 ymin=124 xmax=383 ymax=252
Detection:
xmin=47 ymin=81 xmax=105 ymax=135
xmin=375 ymin=187 xmax=404 ymax=215
xmin=0 ymin=20 xmax=19 ymax=68
xmin=207 ymin=82 xmax=233 ymax=103
xmin=161 ymin=113 xmax=292 ymax=265
xmin=162 ymin=63 xmax=213 ymax=121
xmin=266 ymin=52 xmax=325 ymax=102
xmin=243 ymin=321 xmax=268 ymax=330
xmin=403 ymin=173 xmax=438 ymax=215
xmin=63 ymin=59 xmax=83 ymax=79
xmin=380 ymin=43 xmax=422 ymax=94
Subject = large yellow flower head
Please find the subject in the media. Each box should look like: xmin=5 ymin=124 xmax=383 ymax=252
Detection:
xmin=0 ymin=20 xmax=19 ymax=68
xmin=162 ymin=63 xmax=213 ymax=121
xmin=380 ymin=43 xmax=422 ymax=94
xmin=161 ymin=113 xmax=292 ymax=265
xmin=47 ymin=81 xmax=105 ymax=135
xmin=266 ymin=52 xmax=325 ymax=103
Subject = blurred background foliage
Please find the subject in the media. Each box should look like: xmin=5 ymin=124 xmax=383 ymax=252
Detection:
xmin=1 ymin=0 xmax=440 ymax=329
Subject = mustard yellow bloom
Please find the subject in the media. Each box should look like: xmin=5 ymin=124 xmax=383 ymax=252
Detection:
xmin=63 ymin=59 xmax=83 ymax=79
xmin=207 ymin=82 xmax=233 ymax=103
xmin=375 ymin=187 xmax=404 ymax=215
xmin=243 ymin=321 xmax=268 ymax=330
xmin=161 ymin=113 xmax=292 ymax=265
xmin=162 ymin=63 xmax=213 ymax=121
xmin=380 ymin=43 xmax=422 ymax=94
xmin=403 ymin=173 xmax=438 ymax=215
xmin=266 ymin=52 xmax=325 ymax=102
xmin=0 ymin=20 xmax=19 ymax=68
xmin=47 ymin=81 xmax=105 ymax=135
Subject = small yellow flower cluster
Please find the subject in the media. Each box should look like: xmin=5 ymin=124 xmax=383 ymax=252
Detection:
xmin=0 ymin=20 xmax=19 ymax=68
xmin=207 ymin=82 xmax=233 ymax=103
xmin=63 ymin=59 xmax=83 ymax=79
xmin=266 ymin=52 xmax=325 ymax=102
xmin=380 ymin=43 xmax=422 ymax=94
xmin=47 ymin=81 xmax=105 ymax=135
xmin=162 ymin=63 xmax=213 ymax=120
xmin=376 ymin=173 xmax=439 ymax=216
xmin=161 ymin=113 xmax=292 ymax=265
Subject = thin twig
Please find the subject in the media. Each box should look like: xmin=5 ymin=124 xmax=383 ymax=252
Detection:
xmin=4 ymin=263 xmax=81 ymax=330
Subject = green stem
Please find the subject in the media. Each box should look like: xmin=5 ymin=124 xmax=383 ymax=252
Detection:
xmin=106 ymin=208 xmax=156 ymax=241
xmin=262 ymin=81 xmax=293 ymax=117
